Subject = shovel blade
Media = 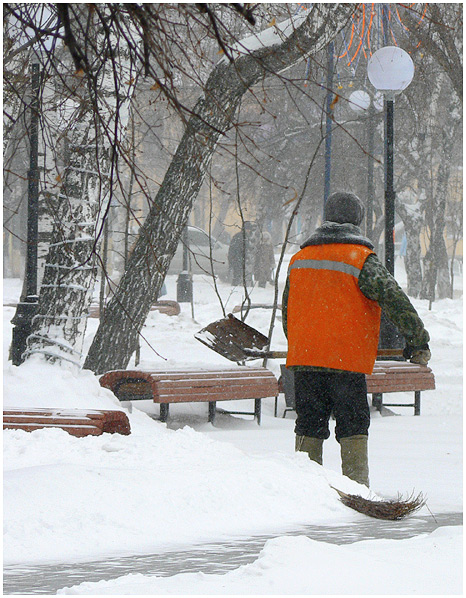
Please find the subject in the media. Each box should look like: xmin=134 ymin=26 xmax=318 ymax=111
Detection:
xmin=195 ymin=314 xmax=269 ymax=362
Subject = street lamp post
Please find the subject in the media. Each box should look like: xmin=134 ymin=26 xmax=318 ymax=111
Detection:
xmin=323 ymin=42 xmax=334 ymax=210
xmin=367 ymin=45 xmax=414 ymax=350
xmin=366 ymin=101 xmax=376 ymax=241
xmin=367 ymin=46 xmax=414 ymax=271
xmin=384 ymin=96 xmax=396 ymax=275
xmin=176 ymin=225 xmax=193 ymax=302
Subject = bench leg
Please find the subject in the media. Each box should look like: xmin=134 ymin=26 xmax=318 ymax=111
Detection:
xmin=159 ymin=403 xmax=169 ymax=422
xmin=208 ymin=401 xmax=216 ymax=424
xmin=274 ymin=396 xmax=278 ymax=418
xmin=372 ymin=393 xmax=383 ymax=413
xmin=254 ymin=399 xmax=261 ymax=425
xmin=414 ymin=391 xmax=421 ymax=416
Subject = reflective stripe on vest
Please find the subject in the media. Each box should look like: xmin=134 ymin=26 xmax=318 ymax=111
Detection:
xmin=286 ymin=244 xmax=381 ymax=374
xmin=288 ymin=259 xmax=362 ymax=279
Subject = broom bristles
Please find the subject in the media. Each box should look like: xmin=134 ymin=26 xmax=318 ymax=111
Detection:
xmin=332 ymin=487 xmax=426 ymax=520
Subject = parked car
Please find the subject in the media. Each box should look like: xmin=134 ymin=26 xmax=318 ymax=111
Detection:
xmin=168 ymin=226 xmax=230 ymax=281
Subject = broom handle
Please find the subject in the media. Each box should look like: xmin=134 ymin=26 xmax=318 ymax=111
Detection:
xmin=264 ymin=348 xmax=403 ymax=359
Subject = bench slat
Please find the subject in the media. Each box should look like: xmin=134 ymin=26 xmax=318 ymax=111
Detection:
xmin=367 ymin=375 xmax=435 ymax=384
xmin=3 ymin=423 xmax=103 ymax=437
xmin=367 ymin=383 xmax=435 ymax=393
xmin=3 ymin=409 xmax=106 ymax=416
xmin=369 ymin=371 xmax=434 ymax=378
xmin=3 ymin=415 xmax=105 ymax=428
xmin=150 ymin=369 xmax=273 ymax=377
xmin=149 ymin=373 xmax=275 ymax=385
xmin=154 ymin=379 xmax=278 ymax=391
xmin=155 ymin=390 xmax=278 ymax=403
xmin=369 ymin=370 xmax=430 ymax=377
xmin=367 ymin=376 xmax=434 ymax=384
xmin=371 ymin=366 xmax=433 ymax=374
xmin=3 ymin=408 xmax=131 ymax=436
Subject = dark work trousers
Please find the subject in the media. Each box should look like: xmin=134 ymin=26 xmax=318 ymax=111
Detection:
xmin=293 ymin=370 xmax=370 ymax=442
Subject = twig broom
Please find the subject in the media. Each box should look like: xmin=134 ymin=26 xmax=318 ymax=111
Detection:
xmin=331 ymin=487 xmax=426 ymax=520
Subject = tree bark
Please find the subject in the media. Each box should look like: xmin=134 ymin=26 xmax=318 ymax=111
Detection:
xmin=84 ymin=4 xmax=354 ymax=374
xmin=396 ymin=200 xmax=423 ymax=297
xmin=24 ymin=5 xmax=137 ymax=365
xmin=420 ymin=103 xmax=459 ymax=302
xmin=24 ymin=118 xmax=106 ymax=365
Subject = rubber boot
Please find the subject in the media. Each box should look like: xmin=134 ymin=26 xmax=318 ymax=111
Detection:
xmin=295 ymin=435 xmax=323 ymax=465
xmin=340 ymin=435 xmax=369 ymax=487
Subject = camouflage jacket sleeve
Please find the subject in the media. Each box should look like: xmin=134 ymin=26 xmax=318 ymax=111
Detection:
xmin=358 ymin=254 xmax=430 ymax=349
xmin=282 ymin=278 xmax=290 ymax=338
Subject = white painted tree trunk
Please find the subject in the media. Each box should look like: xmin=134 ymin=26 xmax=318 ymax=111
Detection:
xmin=24 ymin=6 xmax=137 ymax=367
xmin=396 ymin=200 xmax=423 ymax=298
xmin=420 ymin=122 xmax=456 ymax=301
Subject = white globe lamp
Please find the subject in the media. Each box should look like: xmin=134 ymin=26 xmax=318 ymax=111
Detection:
xmin=367 ymin=46 xmax=414 ymax=97
xmin=348 ymin=90 xmax=371 ymax=112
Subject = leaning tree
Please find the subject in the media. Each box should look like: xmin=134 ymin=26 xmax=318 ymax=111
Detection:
xmin=5 ymin=4 xmax=355 ymax=372
xmin=83 ymin=4 xmax=355 ymax=374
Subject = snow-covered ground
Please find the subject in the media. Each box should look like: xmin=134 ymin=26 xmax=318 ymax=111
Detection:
xmin=3 ymin=258 xmax=463 ymax=594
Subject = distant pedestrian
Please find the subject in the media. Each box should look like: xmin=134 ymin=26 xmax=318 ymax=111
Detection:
xmin=282 ymin=191 xmax=430 ymax=487
xmin=228 ymin=221 xmax=259 ymax=286
xmin=228 ymin=231 xmax=245 ymax=286
xmin=254 ymin=231 xmax=275 ymax=288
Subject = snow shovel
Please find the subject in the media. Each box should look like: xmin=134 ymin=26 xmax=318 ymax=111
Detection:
xmin=195 ymin=314 xmax=403 ymax=362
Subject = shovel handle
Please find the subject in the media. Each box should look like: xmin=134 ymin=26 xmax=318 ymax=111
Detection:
xmin=247 ymin=349 xmax=403 ymax=359
xmin=377 ymin=348 xmax=404 ymax=357
xmin=266 ymin=351 xmax=288 ymax=359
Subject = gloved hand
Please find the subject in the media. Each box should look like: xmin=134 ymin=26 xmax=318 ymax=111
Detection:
xmin=403 ymin=344 xmax=431 ymax=366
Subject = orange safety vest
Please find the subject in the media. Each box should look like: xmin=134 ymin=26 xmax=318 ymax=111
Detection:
xmin=286 ymin=243 xmax=381 ymax=374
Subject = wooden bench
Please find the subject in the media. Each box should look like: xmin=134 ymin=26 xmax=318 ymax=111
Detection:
xmin=99 ymin=367 xmax=279 ymax=425
xmin=3 ymin=408 xmax=131 ymax=437
xmin=276 ymin=361 xmax=435 ymax=417
xmin=367 ymin=361 xmax=435 ymax=416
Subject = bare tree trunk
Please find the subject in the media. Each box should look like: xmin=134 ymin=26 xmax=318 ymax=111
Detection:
xmin=84 ymin=4 xmax=354 ymax=374
xmin=420 ymin=105 xmax=459 ymax=302
xmin=396 ymin=200 xmax=423 ymax=297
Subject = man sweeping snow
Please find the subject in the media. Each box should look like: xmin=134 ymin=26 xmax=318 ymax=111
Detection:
xmin=282 ymin=192 xmax=430 ymax=487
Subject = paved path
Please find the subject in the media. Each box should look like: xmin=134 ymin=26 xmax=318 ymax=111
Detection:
xmin=4 ymin=512 xmax=462 ymax=595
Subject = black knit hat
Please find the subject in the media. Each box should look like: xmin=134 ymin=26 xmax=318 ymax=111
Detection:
xmin=324 ymin=192 xmax=365 ymax=226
